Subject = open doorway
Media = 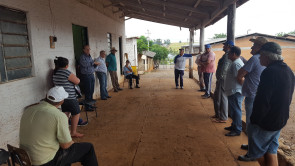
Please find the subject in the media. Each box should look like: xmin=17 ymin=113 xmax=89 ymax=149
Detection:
xmin=119 ymin=37 xmax=123 ymax=75
xmin=72 ymin=24 xmax=88 ymax=78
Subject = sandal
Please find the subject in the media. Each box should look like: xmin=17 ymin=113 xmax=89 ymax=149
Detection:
xmin=213 ymin=119 xmax=227 ymax=123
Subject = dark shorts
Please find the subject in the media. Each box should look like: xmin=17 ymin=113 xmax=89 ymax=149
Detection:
xmin=61 ymin=99 xmax=81 ymax=115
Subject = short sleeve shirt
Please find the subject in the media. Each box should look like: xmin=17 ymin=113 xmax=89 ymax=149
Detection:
xmin=201 ymin=51 xmax=216 ymax=73
xmin=106 ymin=54 xmax=117 ymax=71
xmin=224 ymin=58 xmax=244 ymax=96
xmin=19 ymin=101 xmax=72 ymax=165
xmin=53 ymin=69 xmax=76 ymax=99
xmin=242 ymin=54 xmax=266 ymax=98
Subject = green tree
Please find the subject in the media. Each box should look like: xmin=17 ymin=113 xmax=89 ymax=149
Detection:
xmin=150 ymin=44 xmax=169 ymax=61
xmin=153 ymin=39 xmax=162 ymax=45
xmin=213 ymin=33 xmax=227 ymax=39
xmin=164 ymin=39 xmax=171 ymax=45
xmin=137 ymin=36 xmax=153 ymax=54
xmin=276 ymin=32 xmax=286 ymax=37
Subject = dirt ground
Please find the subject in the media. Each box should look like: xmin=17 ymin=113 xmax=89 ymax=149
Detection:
xmin=193 ymin=71 xmax=295 ymax=164
xmin=74 ymin=69 xmax=259 ymax=166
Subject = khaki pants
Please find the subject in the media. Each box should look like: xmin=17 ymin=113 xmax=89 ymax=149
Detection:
xmin=109 ymin=71 xmax=120 ymax=90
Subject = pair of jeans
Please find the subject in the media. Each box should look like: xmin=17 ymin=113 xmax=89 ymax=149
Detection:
xmin=125 ymin=74 xmax=139 ymax=87
xmin=174 ymin=69 xmax=184 ymax=87
xmin=228 ymin=92 xmax=244 ymax=133
xmin=96 ymin=72 xmax=109 ymax=99
xmin=41 ymin=143 xmax=98 ymax=166
xmin=245 ymin=96 xmax=255 ymax=133
xmin=203 ymin=72 xmax=213 ymax=95
xmin=80 ymin=74 xmax=95 ymax=101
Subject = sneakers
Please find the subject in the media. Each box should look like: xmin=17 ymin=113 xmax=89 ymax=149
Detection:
xmin=176 ymin=86 xmax=179 ymax=89
xmin=136 ymin=85 xmax=140 ymax=88
xmin=180 ymin=86 xmax=183 ymax=89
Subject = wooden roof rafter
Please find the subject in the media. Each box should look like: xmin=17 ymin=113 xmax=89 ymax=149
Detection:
xmin=109 ymin=0 xmax=249 ymax=29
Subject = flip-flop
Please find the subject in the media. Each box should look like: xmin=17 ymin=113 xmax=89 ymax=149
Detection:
xmin=210 ymin=115 xmax=218 ymax=119
xmin=213 ymin=119 xmax=227 ymax=123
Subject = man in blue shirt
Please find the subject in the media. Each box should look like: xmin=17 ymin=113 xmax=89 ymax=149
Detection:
xmin=106 ymin=47 xmax=122 ymax=92
xmin=174 ymin=48 xmax=197 ymax=89
xmin=95 ymin=50 xmax=111 ymax=100
xmin=237 ymin=37 xmax=268 ymax=151
xmin=79 ymin=45 xmax=99 ymax=111
xmin=123 ymin=60 xmax=140 ymax=89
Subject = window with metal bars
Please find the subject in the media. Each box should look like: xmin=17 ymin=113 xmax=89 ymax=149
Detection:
xmin=0 ymin=6 xmax=32 ymax=83
xmin=107 ymin=33 xmax=112 ymax=53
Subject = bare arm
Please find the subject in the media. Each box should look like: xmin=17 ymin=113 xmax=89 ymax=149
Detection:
xmin=60 ymin=140 xmax=74 ymax=149
xmin=68 ymin=73 xmax=80 ymax=85
xmin=237 ymin=68 xmax=248 ymax=85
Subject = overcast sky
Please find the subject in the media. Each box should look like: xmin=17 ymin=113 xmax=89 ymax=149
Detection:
xmin=125 ymin=0 xmax=295 ymax=43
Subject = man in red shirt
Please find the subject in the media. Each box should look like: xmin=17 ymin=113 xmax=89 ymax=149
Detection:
xmin=199 ymin=44 xmax=216 ymax=98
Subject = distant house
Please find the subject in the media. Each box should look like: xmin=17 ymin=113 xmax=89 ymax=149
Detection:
xmin=125 ymin=37 xmax=139 ymax=66
xmin=138 ymin=51 xmax=156 ymax=73
xmin=182 ymin=33 xmax=295 ymax=71
xmin=284 ymin=34 xmax=295 ymax=40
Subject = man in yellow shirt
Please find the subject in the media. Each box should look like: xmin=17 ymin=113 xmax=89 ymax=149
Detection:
xmin=19 ymin=86 xmax=98 ymax=166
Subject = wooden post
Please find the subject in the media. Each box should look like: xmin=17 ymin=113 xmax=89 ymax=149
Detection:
xmin=227 ymin=3 xmax=236 ymax=43
xmin=189 ymin=28 xmax=194 ymax=78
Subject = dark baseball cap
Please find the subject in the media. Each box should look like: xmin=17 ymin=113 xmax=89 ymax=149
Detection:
xmin=223 ymin=40 xmax=234 ymax=46
xmin=260 ymin=42 xmax=282 ymax=55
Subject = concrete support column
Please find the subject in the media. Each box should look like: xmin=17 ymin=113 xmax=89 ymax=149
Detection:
xmin=189 ymin=28 xmax=194 ymax=78
xmin=227 ymin=3 xmax=236 ymax=43
xmin=199 ymin=26 xmax=205 ymax=53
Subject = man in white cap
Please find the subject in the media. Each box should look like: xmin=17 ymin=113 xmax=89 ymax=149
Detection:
xmin=19 ymin=86 xmax=98 ymax=166
xmin=106 ymin=47 xmax=123 ymax=92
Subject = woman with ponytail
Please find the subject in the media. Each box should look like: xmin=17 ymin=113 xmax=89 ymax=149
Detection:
xmin=53 ymin=57 xmax=86 ymax=138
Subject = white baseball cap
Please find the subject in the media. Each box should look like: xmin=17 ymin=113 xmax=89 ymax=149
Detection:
xmin=47 ymin=86 xmax=68 ymax=102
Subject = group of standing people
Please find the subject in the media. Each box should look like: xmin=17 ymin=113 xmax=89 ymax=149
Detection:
xmin=174 ymin=37 xmax=295 ymax=165
xmin=18 ymin=45 xmax=142 ymax=166
xmin=211 ymin=38 xmax=294 ymax=166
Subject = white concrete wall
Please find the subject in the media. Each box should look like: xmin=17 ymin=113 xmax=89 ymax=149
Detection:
xmin=125 ymin=38 xmax=138 ymax=66
xmin=0 ymin=0 xmax=125 ymax=147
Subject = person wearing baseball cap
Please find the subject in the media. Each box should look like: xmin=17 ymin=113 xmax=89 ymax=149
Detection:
xmin=236 ymin=37 xmax=268 ymax=153
xmin=197 ymin=44 xmax=216 ymax=99
xmin=238 ymin=42 xmax=295 ymax=165
xmin=20 ymin=86 xmax=99 ymax=166
xmin=106 ymin=47 xmax=123 ymax=92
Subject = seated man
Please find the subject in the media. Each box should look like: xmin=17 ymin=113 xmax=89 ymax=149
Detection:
xmin=19 ymin=86 xmax=98 ymax=166
xmin=123 ymin=60 xmax=140 ymax=89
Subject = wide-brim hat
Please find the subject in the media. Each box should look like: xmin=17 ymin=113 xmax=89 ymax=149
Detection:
xmin=249 ymin=37 xmax=268 ymax=46
xmin=111 ymin=47 xmax=117 ymax=52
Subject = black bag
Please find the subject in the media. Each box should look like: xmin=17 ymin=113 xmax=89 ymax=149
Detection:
xmin=75 ymin=85 xmax=82 ymax=98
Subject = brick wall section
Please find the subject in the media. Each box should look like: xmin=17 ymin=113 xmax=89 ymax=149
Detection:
xmin=0 ymin=0 xmax=125 ymax=147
